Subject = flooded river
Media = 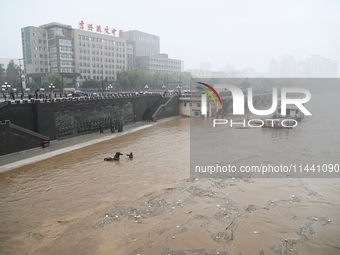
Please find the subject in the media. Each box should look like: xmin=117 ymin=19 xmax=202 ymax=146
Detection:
xmin=0 ymin=88 xmax=339 ymax=255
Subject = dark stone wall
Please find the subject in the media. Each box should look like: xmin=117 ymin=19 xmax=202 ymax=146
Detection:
xmin=152 ymin=97 xmax=170 ymax=107
xmin=0 ymin=95 xmax=161 ymax=141
xmin=0 ymin=101 xmax=38 ymax=131
xmin=153 ymin=96 xmax=179 ymax=121
xmin=0 ymin=121 xmax=47 ymax=156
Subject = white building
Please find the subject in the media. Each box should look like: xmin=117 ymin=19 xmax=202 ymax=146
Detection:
xmin=21 ymin=22 xmax=127 ymax=86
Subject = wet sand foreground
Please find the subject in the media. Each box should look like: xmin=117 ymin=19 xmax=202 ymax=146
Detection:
xmin=0 ymin=118 xmax=339 ymax=255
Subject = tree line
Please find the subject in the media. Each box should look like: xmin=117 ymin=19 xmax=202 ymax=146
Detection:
xmin=1 ymin=59 xmax=193 ymax=92
xmin=81 ymin=69 xmax=193 ymax=92
xmin=0 ymin=60 xmax=23 ymax=89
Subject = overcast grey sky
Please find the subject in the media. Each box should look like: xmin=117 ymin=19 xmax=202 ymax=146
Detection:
xmin=1 ymin=0 xmax=339 ymax=73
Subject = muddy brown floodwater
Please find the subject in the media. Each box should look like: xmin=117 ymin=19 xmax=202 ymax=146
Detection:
xmin=0 ymin=117 xmax=339 ymax=255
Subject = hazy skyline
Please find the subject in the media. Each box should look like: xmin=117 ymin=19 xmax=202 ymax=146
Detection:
xmin=1 ymin=0 xmax=339 ymax=74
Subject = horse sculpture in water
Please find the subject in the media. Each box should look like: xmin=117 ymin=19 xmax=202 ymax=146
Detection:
xmin=104 ymin=152 xmax=123 ymax=161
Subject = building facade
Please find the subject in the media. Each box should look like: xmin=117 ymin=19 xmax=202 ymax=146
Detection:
xmin=122 ymin=30 xmax=160 ymax=57
xmin=126 ymin=40 xmax=135 ymax=71
xmin=304 ymin=54 xmax=338 ymax=77
xmin=21 ymin=24 xmax=185 ymax=88
xmin=269 ymin=59 xmax=280 ymax=77
xmin=136 ymin=54 xmax=181 ymax=73
xmin=186 ymin=69 xmax=212 ymax=78
xmin=21 ymin=22 xmax=127 ymax=87
xmin=73 ymin=28 xmax=127 ymax=83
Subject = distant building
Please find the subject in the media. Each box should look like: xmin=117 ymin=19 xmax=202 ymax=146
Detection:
xmin=21 ymin=22 xmax=127 ymax=86
xmin=186 ymin=69 xmax=211 ymax=78
xmin=136 ymin=54 xmax=182 ymax=73
xmin=126 ymin=40 xmax=135 ymax=71
xmin=123 ymin=30 xmax=183 ymax=73
xmin=240 ymin=67 xmax=258 ymax=78
xmin=281 ymin=55 xmax=297 ymax=77
xmin=296 ymin=60 xmax=305 ymax=77
xmin=199 ymin=62 xmax=211 ymax=71
xmin=303 ymin=54 xmax=338 ymax=77
xmin=219 ymin=62 xmax=234 ymax=72
xmin=278 ymin=54 xmax=338 ymax=78
xmin=269 ymin=59 xmax=280 ymax=77
xmin=181 ymin=60 xmax=185 ymax=72
xmin=122 ymin=30 xmax=160 ymax=57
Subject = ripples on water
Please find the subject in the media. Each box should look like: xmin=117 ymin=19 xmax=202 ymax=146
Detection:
xmin=191 ymin=88 xmax=340 ymax=178
xmin=0 ymin=87 xmax=339 ymax=254
xmin=0 ymin=118 xmax=190 ymax=247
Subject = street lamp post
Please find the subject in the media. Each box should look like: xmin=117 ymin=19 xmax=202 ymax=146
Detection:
xmin=4 ymin=82 xmax=11 ymax=101
xmin=108 ymin=84 xmax=113 ymax=95
xmin=49 ymin=83 xmax=55 ymax=99
xmin=162 ymin=85 xmax=166 ymax=97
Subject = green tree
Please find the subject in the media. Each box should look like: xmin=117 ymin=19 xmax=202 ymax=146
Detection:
xmin=116 ymin=70 xmax=193 ymax=92
xmin=26 ymin=81 xmax=38 ymax=89
xmin=47 ymin=72 xmax=65 ymax=91
xmin=81 ymin=79 xmax=101 ymax=90
xmin=5 ymin=60 xmax=20 ymax=89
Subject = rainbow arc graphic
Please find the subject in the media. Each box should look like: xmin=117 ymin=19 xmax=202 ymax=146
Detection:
xmin=196 ymin=82 xmax=223 ymax=106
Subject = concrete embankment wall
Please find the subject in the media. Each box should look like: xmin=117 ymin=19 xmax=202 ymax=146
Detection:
xmin=0 ymin=95 xmax=177 ymax=155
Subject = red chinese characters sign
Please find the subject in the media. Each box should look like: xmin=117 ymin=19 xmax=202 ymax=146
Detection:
xmin=78 ymin=20 xmax=122 ymax=37
xmin=104 ymin=26 xmax=110 ymax=34
xmin=78 ymin=20 xmax=84 ymax=30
